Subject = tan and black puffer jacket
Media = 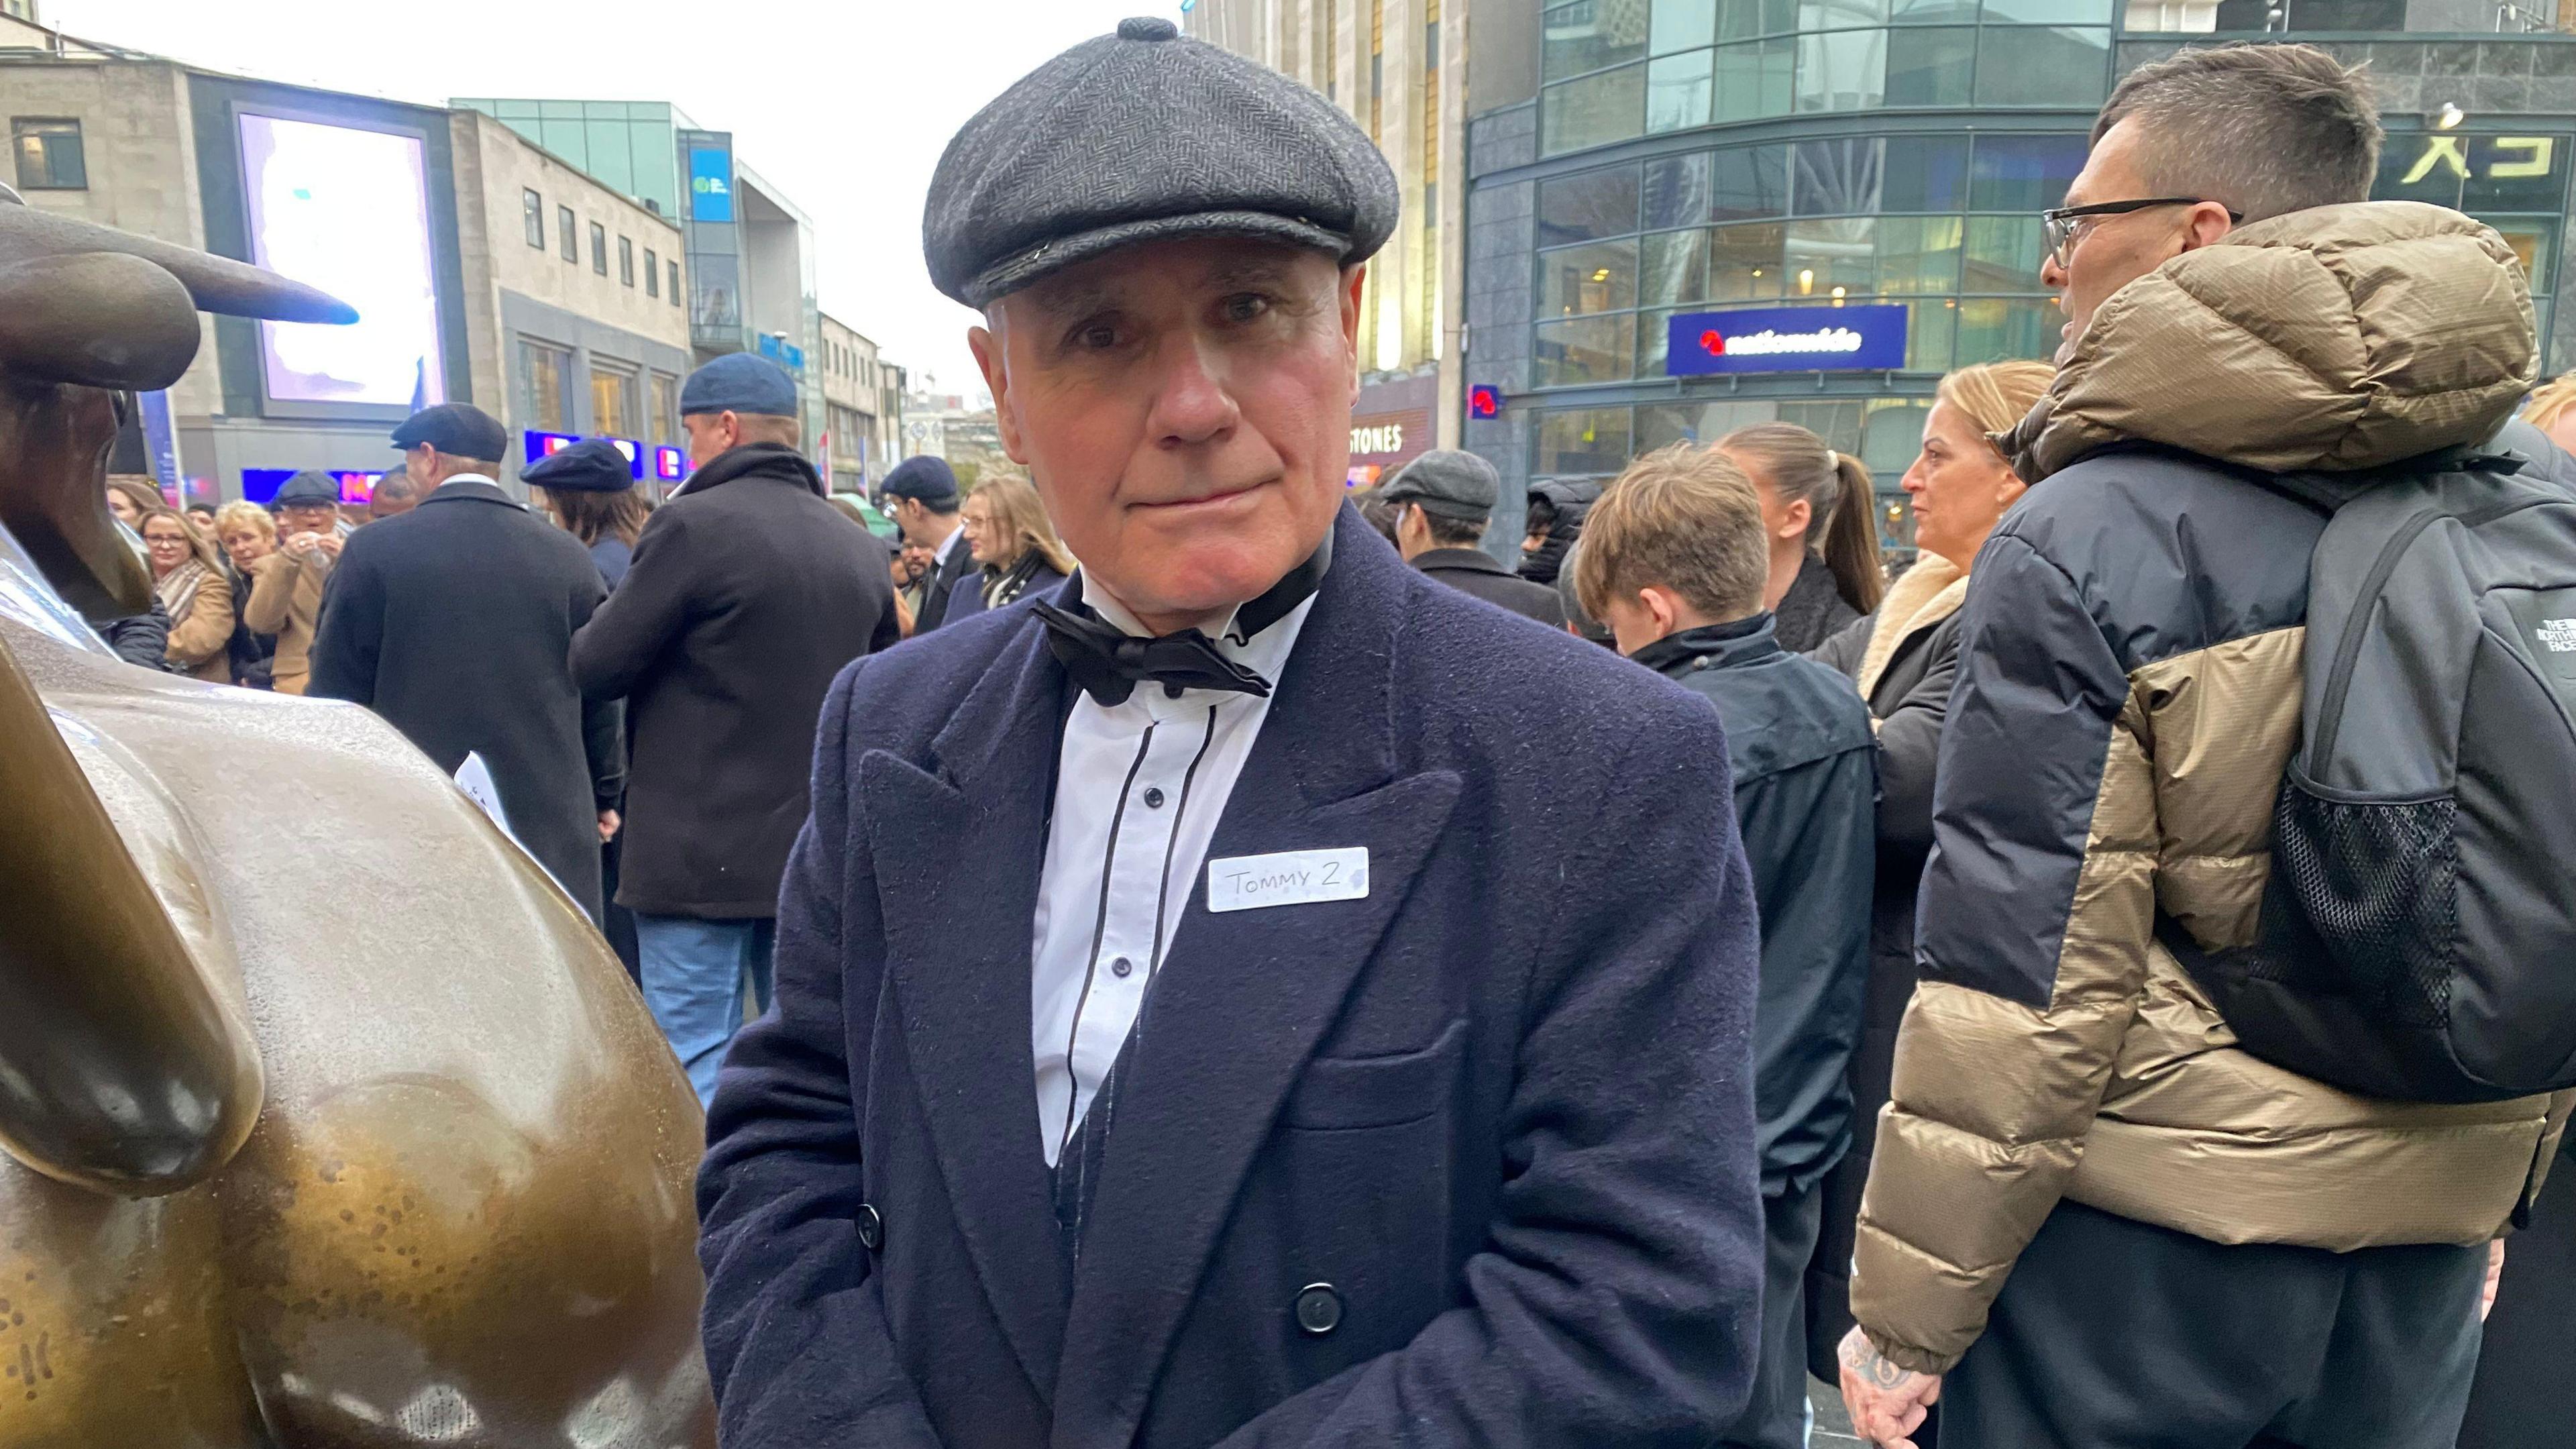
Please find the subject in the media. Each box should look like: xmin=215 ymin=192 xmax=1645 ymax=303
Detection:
xmin=1849 ymin=201 xmax=2575 ymax=1375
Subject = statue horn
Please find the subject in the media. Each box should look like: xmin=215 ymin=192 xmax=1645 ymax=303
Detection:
xmin=0 ymin=203 xmax=358 ymax=325
xmin=0 ymin=631 xmax=264 ymax=1195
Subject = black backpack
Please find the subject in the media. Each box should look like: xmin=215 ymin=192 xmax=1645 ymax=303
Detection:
xmin=2179 ymin=433 xmax=2576 ymax=1104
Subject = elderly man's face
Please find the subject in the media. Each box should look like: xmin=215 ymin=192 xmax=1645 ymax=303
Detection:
xmin=971 ymin=237 xmax=1361 ymax=632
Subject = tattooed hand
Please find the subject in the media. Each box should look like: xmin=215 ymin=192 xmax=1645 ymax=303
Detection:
xmin=1838 ymin=1325 xmax=1941 ymax=1449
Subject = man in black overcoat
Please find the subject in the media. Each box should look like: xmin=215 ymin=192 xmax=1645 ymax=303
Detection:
xmin=309 ymin=402 xmax=622 ymax=924
xmin=695 ymin=18 xmax=1769 ymax=1448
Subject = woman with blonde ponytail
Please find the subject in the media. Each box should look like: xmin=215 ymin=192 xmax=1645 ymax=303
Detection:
xmin=1714 ymin=423 xmax=1888 ymax=652
xmin=1799 ymin=358 xmax=2054 ymax=1387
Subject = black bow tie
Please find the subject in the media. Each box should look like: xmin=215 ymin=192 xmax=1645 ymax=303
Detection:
xmin=1034 ymin=531 xmax=1334 ymax=708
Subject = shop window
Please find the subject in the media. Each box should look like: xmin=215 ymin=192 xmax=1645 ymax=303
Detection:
xmin=1900 ymin=299 xmax=1959 ymax=373
xmin=11 ymin=118 xmax=84 ymax=191
xmin=522 ymin=189 xmax=545 ymax=248
xmin=1534 ymin=315 xmax=1638 ymax=386
xmin=650 ymin=372 xmax=680 ymax=443
xmin=1542 ymin=62 xmax=1647 ymax=157
xmin=2380 ymin=134 xmax=2571 ymax=216
xmin=1537 ymin=164 xmax=1642 ymax=248
xmin=1800 ymin=0 xmax=1890 ymax=29
xmin=1710 ymin=221 xmax=1788 ymax=299
xmin=1653 ymin=0 xmax=1719 ymax=52
xmin=1542 ymin=0 xmax=1648 ymax=80
xmin=1963 ymin=215 xmax=2049 ymax=292
xmin=1638 ymin=398 xmax=1778 ymax=451
xmin=1974 ymin=28 xmax=2109 ymax=107
xmin=1713 ymin=38 xmax=1797 ymax=121
xmin=1538 ymin=239 xmax=1640 ymax=317
xmin=1863 ymin=397 xmax=1937 ymax=474
xmin=1532 ymin=405 xmax=1635 ymax=477
xmin=1711 ymin=144 xmax=1792 ymax=221
xmin=591 ymin=364 xmax=638 ymax=436
xmin=1794 ymin=28 xmax=1886 ymax=112
xmin=519 ymin=338 xmax=574 ymax=431
xmin=1955 ymin=297 xmax=2060 ymax=365
xmin=1638 ymin=305 xmax=1678 ymax=377
xmin=1641 ymin=229 xmax=1711 ymax=306
xmin=1883 ymin=136 xmax=1969 ymax=212
xmin=2212 ymin=0 xmax=2400 ymax=25
xmin=1884 ymin=25 xmax=1975 ymax=106
xmin=1793 ymin=137 xmax=1883 ymax=216
xmin=1648 ymin=49 xmax=1715 ymax=132
xmin=1719 ymin=0 xmax=1799 ymax=40
xmin=1644 ymin=152 xmax=1711 ymax=229
xmin=2494 ymin=221 xmax=2559 ymax=295
xmin=1968 ymin=134 xmax=2088 ymax=212
xmin=1778 ymin=399 xmax=1867 ymax=453
xmin=1877 ymin=215 xmax=1965 ymax=293
xmin=1786 ymin=217 xmax=1877 ymax=296
xmin=1981 ymin=0 xmax=2112 ymax=17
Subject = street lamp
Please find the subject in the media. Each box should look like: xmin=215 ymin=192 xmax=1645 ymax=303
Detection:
xmin=2434 ymin=101 xmax=2467 ymax=130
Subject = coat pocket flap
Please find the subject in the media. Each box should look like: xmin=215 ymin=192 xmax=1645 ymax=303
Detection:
xmin=1281 ymin=1018 xmax=1468 ymax=1130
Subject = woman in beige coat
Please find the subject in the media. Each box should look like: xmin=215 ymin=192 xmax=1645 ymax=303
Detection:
xmin=139 ymin=506 xmax=233 ymax=682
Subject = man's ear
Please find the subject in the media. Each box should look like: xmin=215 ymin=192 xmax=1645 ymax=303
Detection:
xmin=1341 ymin=264 xmax=1366 ymax=405
xmin=2182 ymin=201 xmax=2236 ymax=253
xmin=969 ymin=318 xmax=1029 ymax=465
xmin=1642 ymin=585 xmax=1683 ymax=641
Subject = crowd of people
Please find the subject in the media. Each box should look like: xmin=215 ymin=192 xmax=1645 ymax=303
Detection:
xmin=83 ymin=25 xmax=2576 ymax=1449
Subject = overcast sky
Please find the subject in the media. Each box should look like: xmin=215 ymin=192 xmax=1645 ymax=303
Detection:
xmin=52 ymin=0 xmax=1177 ymax=405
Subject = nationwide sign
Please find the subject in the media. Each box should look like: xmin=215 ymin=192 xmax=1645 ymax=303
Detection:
xmin=1666 ymin=304 xmax=1909 ymax=376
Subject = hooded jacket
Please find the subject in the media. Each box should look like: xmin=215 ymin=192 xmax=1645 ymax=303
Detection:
xmin=1850 ymin=202 xmax=2575 ymax=1375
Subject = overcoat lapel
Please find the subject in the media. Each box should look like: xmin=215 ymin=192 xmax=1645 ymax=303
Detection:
xmin=864 ymin=617 xmax=1075 ymax=1406
xmin=1049 ymin=511 xmax=1464 ymax=1448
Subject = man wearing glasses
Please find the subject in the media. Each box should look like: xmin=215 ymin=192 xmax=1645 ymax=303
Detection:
xmin=1836 ymin=42 xmax=2567 ymax=1449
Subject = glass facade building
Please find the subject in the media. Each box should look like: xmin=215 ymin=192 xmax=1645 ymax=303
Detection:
xmin=453 ymin=98 xmax=827 ymax=453
xmin=1466 ymin=2 xmax=2576 ymax=555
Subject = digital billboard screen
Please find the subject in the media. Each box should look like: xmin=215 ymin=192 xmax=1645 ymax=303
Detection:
xmin=239 ymin=113 xmax=445 ymax=411
xmin=690 ymin=145 xmax=735 ymax=223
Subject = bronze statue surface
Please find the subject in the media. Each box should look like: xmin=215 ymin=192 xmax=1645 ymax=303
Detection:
xmin=0 ymin=183 xmax=716 ymax=1448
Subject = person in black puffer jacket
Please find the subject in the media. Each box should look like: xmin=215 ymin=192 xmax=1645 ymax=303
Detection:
xmin=1799 ymin=358 xmax=2051 ymax=1401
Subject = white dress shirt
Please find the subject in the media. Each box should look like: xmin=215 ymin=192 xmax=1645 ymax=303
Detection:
xmin=1030 ymin=575 xmax=1316 ymax=1167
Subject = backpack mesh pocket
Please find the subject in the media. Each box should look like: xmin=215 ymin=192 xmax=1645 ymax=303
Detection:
xmin=2250 ymin=776 xmax=2457 ymax=1029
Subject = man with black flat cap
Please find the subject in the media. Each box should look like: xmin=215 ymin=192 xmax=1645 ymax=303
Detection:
xmin=1381 ymin=448 xmax=1568 ymax=629
xmin=309 ymin=401 xmax=625 ymax=925
xmin=698 ymin=18 xmax=1767 ymax=1449
xmin=572 ymin=351 xmax=896 ymax=1108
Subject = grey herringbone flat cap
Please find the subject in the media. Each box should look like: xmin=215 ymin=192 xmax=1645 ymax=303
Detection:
xmin=925 ymin=15 xmax=1400 ymax=309
xmin=1380 ymin=449 xmax=1501 ymax=521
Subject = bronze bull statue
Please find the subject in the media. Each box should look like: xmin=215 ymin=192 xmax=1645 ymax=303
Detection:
xmin=0 ymin=184 xmax=715 ymax=1448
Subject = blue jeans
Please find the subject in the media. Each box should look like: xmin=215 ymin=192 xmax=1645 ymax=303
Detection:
xmin=636 ymin=915 xmax=775 ymax=1108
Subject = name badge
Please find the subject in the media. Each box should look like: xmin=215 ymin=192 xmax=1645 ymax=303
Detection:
xmin=1206 ymin=847 xmax=1370 ymax=914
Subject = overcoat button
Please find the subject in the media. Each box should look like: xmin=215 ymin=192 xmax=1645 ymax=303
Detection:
xmin=857 ymin=1203 xmax=883 ymax=1251
xmin=1294 ymin=1282 xmax=1342 ymax=1336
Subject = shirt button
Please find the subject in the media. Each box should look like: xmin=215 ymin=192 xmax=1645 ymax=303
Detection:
xmin=1142 ymin=786 xmax=1167 ymax=809
xmin=1110 ymin=956 xmax=1134 ymax=978
xmin=1293 ymin=1282 xmax=1342 ymax=1336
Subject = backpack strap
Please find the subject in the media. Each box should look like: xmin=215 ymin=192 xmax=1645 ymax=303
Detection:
xmin=2261 ymin=441 xmax=2529 ymax=518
